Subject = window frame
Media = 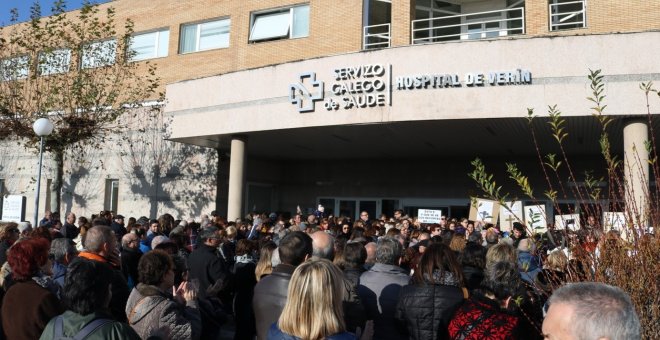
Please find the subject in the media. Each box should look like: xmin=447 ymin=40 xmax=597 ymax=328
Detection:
xmin=179 ymin=17 xmax=231 ymax=54
xmin=249 ymin=4 xmax=310 ymax=43
xmin=128 ymin=28 xmax=170 ymax=62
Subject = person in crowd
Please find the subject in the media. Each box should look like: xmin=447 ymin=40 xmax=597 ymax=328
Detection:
xmin=485 ymin=243 xmax=517 ymax=270
xmin=0 ymin=223 xmax=20 ymax=266
xmin=125 ymin=250 xmax=201 ymax=340
xmin=152 ymin=235 xmax=187 ymax=288
xmin=2 ymin=237 xmax=64 ymax=339
xmin=62 ymin=212 xmax=79 ymax=239
xmin=535 ymin=250 xmax=568 ymax=296
xmin=74 ymin=221 xmax=92 ymax=251
xmin=187 ymin=226 xmax=228 ymax=299
xmin=484 ymin=227 xmax=500 ymax=248
xmin=542 ymin=282 xmax=640 ymax=340
xmin=121 ymin=233 xmax=143 ymax=290
xmin=358 ymin=236 xmax=410 ymax=340
xmin=396 ymin=242 xmax=466 ymax=340
xmin=338 ymin=242 xmax=367 ymax=288
xmin=40 ymin=258 xmax=141 ymax=340
xmin=77 ymin=225 xmax=130 ymax=322
xmin=449 ymin=233 xmax=467 ymax=254
xmin=110 ymin=214 xmax=127 ymax=242
xmin=232 ymin=239 xmax=258 ymax=340
xmin=253 ymin=231 xmax=313 ymax=340
xmin=511 ymin=222 xmax=527 ymax=248
xmin=17 ymin=221 xmax=33 ymax=239
xmin=268 ymin=259 xmax=366 ymax=340
xmin=517 ymin=238 xmax=541 ymax=284
xmin=50 ymin=237 xmax=79 ymax=290
xmin=311 ymin=231 xmax=366 ymax=333
xmin=222 ymin=226 xmax=238 ymax=268
xmin=460 ymin=241 xmax=486 ymax=291
xmin=254 ymin=241 xmax=277 ymax=281
xmin=448 ymin=261 xmax=525 ymax=339
xmin=364 ymin=242 xmax=377 ymax=270
xmin=39 ymin=210 xmax=54 ymax=228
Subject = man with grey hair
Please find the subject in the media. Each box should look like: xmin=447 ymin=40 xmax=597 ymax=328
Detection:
xmin=542 ymin=282 xmax=641 ymax=340
xmin=49 ymin=238 xmax=78 ymax=289
xmin=364 ymin=242 xmax=377 ymax=270
xmin=358 ymin=236 xmax=409 ymax=340
xmin=75 ymin=225 xmax=129 ymax=322
xmin=310 ymin=231 xmax=366 ymax=332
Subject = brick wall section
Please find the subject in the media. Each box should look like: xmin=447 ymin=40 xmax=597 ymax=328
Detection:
xmin=391 ymin=0 xmax=414 ymax=47
xmin=2 ymin=0 xmax=659 ymax=93
xmin=105 ymin=0 xmax=364 ymax=89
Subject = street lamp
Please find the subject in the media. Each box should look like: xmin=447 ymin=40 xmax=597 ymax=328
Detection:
xmin=33 ymin=118 xmax=54 ymax=227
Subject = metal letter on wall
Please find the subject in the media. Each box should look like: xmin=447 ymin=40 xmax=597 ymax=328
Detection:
xmin=289 ymin=72 xmax=324 ymax=113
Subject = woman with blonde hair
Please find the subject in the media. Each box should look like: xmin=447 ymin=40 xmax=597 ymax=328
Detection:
xmin=268 ymin=259 xmax=356 ymax=339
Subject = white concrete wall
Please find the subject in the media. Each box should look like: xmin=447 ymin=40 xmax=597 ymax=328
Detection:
xmin=166 ymin=31 xmax=660 ymax=140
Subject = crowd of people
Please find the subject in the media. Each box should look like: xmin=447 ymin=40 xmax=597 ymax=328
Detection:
xmin=0 ymin=207 xmax=646 ymax=339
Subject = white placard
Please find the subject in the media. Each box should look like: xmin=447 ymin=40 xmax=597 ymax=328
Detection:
xmin=1 ymin=195 xmax=26 ymax=222
xmin=554 ymin=214 xmax=580 ymax=231
xmin=603 ymin=212 xmax=626 ymax=232
xmin=418 ymin=209 xmax=442 ymax=224
xmin=524 ymin=204 xmax=547 ymax=233
xmin=499 ymin=201 xmax=523 ymax=233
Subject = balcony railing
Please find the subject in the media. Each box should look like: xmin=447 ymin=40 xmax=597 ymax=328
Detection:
xmin=363 ymin=23 xmax=391 ymax=50
xmin=411 ymin=7 xmax=525 ymax=44
xmin=549 ymin=0 xmax=586 ymax=31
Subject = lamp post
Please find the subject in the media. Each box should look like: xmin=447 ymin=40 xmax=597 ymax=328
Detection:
xmin=33 ymin=118 xmax=54 ymax=227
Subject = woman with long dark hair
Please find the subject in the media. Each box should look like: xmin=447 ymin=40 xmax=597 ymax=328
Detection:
xmin=396 ymin=242 xmax=466 ymax=340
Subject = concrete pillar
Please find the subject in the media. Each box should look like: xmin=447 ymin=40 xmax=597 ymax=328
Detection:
xmin=623 ymin=119 xmax=649 ymax=228
xmin=227 ymin=136 xmax=247 ymax=222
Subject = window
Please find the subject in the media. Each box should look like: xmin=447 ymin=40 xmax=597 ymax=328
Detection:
xmin=0 ymin=55 xmax=29 ymax=81
xmin=81 ymin=39 xmax=117 ymax=69
xmin=549 ymin=0 xmax=586 ymax=31
xmin=104 ymin=179 xmax=119 ymax=212
xmin=129 ymin=29 xmax=170 ymax=61
xmin=249 ymin=5 xmax=309 ymax=42
xmin=179 ymin=18 xmax=230 ymax=53
xmin=38 ymin=49 xmax=71 ymax=75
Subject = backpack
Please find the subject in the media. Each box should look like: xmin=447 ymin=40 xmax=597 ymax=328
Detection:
xmin=52 ymin=315 xmax=113 ymax=340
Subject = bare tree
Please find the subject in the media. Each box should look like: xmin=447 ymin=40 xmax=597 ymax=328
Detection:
xmin=0 ymin=0 xmax=160 ymax=214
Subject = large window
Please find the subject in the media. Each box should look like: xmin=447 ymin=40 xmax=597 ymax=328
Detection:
xmin=81 ymin=39 xmax=117 ymax=69
xmin=129 ymin=29 xmax=170 ymax=61
xmin=249 ymin=4 xmax=309 ymax=42
xmin=179 ymin=18 xmax=230 ymax=53
xmin=0 ymin=55 xmax=29 ymax=81
xmin=38 ymin=49 xmax=71 ymax=75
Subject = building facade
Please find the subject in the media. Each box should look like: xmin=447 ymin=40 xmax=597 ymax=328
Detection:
xmin=1 ymin=0 xmax=659 ymax=225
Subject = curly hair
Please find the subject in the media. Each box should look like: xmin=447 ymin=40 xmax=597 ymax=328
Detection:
xmin=138 ymin=250 xmax=173 ymax=285
xmin=7 ymin=237 xmax=50 ymax=280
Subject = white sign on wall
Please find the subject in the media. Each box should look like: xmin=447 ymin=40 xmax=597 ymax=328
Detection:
xmin=1 ymin=195 xmax=26 ymax=222
xmin=417 ymin=209 xmax=442 ymax=224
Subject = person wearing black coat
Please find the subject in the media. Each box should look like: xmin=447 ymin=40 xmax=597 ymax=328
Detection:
xmin=460 ymin=242 xmax=486 ymax=291
xmin=396 ymin=243 xmax=466 ymax=340
xmin=232 ymin=240 xmax=258 ymax=340
xmin=120 ymin=233 xmax=143 ymax=289
xmin=187 ymin=227 xmax=228 ymax=299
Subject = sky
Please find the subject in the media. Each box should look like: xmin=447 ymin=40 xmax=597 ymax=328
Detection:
xmin=0 ymin=0 xmax=111 ymax=27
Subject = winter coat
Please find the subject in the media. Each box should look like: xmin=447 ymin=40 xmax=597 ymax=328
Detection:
xmin=233 ymin=256 xmax=257 ymax=340
xmin=121 ymin=247 xmax=142 ymax=290
xmin=267 ymin=323 xmax=357 ymax=340
xmin=2 ymin=279 xmax=64 ymax=340
xmin=62 ymin=222 xmax=79 ymax=239
xmin=74 ymin=253 xmax=130 ymax=322
xmin=448 ymin=291 xmax=521 ymax=340
xmin=358 ymin=263 xmax=410 ymax=340
xmin=125 ymin=283 xmax=201 ymax=340
xmin=52 ymin=261 xmax=68 ymax=290
xmin=395 ymin=271 xmax=465 ymax=340
xmin=187 ymin=243 xmax=228 ymax=299
xmin=253 ymin=263 xmax=296 ymax=340
xmin=40 ymin=310 xmax=140 ymax=340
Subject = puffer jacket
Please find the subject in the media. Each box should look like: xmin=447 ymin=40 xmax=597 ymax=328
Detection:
xmin=395 ymin=271 xmax=465 ymax=340
xmin=125 ymin=283 xmax=201 ymax=340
